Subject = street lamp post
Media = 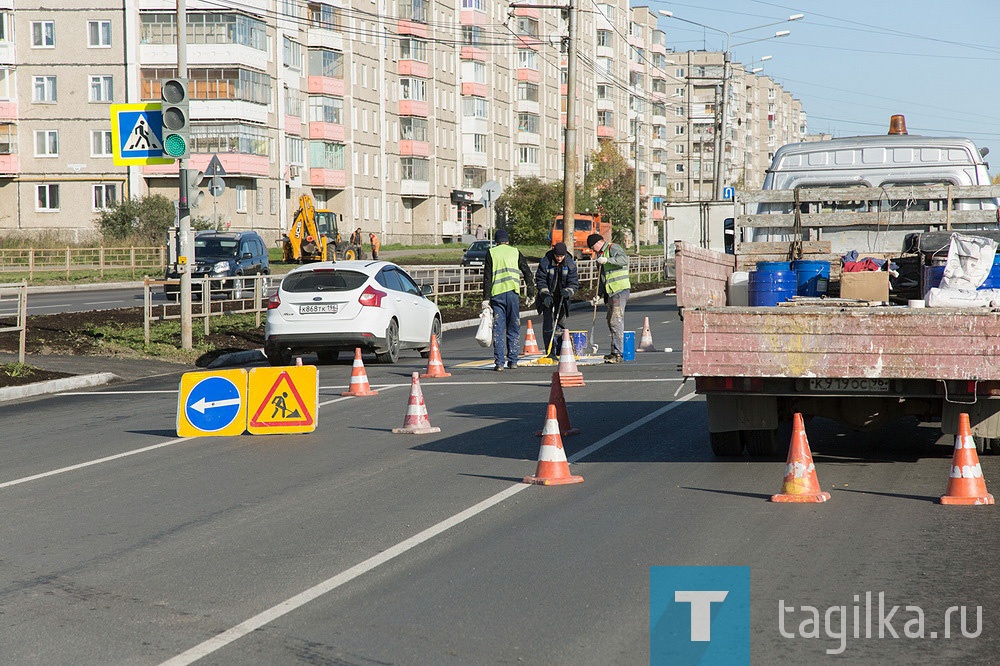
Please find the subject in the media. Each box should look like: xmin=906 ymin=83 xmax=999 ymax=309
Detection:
xmin=658 ymin=11 xmax=801 ymax=200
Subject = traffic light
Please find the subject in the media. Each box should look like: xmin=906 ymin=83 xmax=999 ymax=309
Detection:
xmin=160 ymin=78 xmax=190 ymax=159
xmin=184 ymin=169 xmax=204 ymax=209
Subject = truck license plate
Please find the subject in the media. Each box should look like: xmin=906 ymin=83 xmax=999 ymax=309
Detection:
xmin=808 ymin=378 xmax=889 ymax=392
xmin=299 ymin=303 xmax=338 ymax=314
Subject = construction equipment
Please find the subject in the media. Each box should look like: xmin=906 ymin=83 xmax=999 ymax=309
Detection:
xmin=281 ymin=194 xmax=365 ymax=263
xmin=550 ymin=212 xmax=611 ymax=261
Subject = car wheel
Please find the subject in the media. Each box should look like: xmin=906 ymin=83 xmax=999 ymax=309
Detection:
xmin=266 ymin=345 xmax=292 ymax=366
xmin=375 ymin=319 xmax=400 ymax=364
xmin=317 ymin=350 xmax=340 ymax=364
xmin=420 ymin=317 xmax=443 ymax=358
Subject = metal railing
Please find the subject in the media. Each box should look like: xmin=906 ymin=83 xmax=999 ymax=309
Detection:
xmin=0 ymin=247 xmax=166 ymax=279
xmin=143 ymin=275 xmax=273 ymax=345
xmin=0 ymin=281 xmax=27 ymax=363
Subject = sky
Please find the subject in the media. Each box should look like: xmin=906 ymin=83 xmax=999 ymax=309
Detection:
xmin=647 ymin=0 xmax=1000 ymax=164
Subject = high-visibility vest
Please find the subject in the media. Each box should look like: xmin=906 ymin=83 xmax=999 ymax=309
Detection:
xmin=601 ymin=243 xmax=631 ymax=296
xmin=489 ymin=244 xmax=521 ymax=296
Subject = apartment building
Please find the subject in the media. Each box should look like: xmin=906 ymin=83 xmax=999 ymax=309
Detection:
xmin=0 ymin=1 xmax=806 ymax=246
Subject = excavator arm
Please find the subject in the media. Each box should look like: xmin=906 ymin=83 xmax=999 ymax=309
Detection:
xmin=283 ymin=194 xmax=328 ymax=262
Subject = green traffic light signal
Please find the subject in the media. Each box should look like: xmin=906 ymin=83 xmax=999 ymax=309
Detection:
xmin=160 ymin=78 xmax=190 ymax=160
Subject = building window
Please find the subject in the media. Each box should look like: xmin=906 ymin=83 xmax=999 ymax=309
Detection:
xmin=140 ymin=13 xmax=267 ymax=49
xmin=93 ymin=184 xmax=117 ymax=210
xmin=675 ymin=125 xmax=685 ymax=135
xmin=597 ymin=4 xmax=614 ymax=20
xmin=473 ymin=134 xmax=487 ymax=152
xmin=675 ymin=105 xmax=685 ymax=116
xmin=0 ymin=124 xmax=16 ymax=154
xmin=673 ymin=181 xmax=684 ymax=192
xmin=462 ymin=96 xmax=488 ymax=119
xmin=233 ymin=184 xmax=246 ymax=213
xmin=190 ymin=122 xmax=270 ymax=156
xmin=32 ymin=21 xmax=55 ymax=47
xmin=37 ymin=184 xmax=60 ymax=210
xmin=88 ymin=20 xmax=112 ymax=47
xmin=89 ymin=76 xmax=114 ymax=102
xmin=308 ymin=49 xmax=343 ymax=78
xmin=597 ymin=110 xmax=613 ymax=127
xmin=284 ymin=87 xmax=302 ymax=117
xmin=308 ymin=3 xmax=342 ymax=30
xmin=283 ymin=37 xmax=302 ymax=70
xmin=399 ymin=77 xmax=427 ymax=101
xmin=0 ymin=12 xmax=10 ymax=42
xmin=462 ymin=0 xmax=486 ymax=9
xmin=309 ymin=96 xmax=343 ymax=124
xmin=470 ymin=60 xmax=487 ymax=84
xmin=400 ymin=116 xmax=428 ymax=141
xmin=34 ymin=130 xmax=58 ymax=157
xmin=517 ymin=82 xmax=539 ymax=102
xmin=308 ymin=141 xmax=345 ymax=169
xmin=596 ymin=84 xmax=609 ymax=100
xmin=516 ymin=49 xmax=538 ymax=70
xmin=92 ymin=130 xmax=113 ymax=157
xmin=517 ymin=113 xmax=539 ymax=134
xmin=141 ymin=67 xmax=271 ymax=105
xmin=675 ymin=144 xmax=685 ymax=155
xmin=463 ymin=167 xmax=486 ymax=189
xmin=461 ymin=25 xmax=484 ymax=47
xmin=597 ymin=30 xmax=612 ymax=47
xmin=515 ymin=17 xmax=538 ymax=37
xmin=286 ymin=136 xmax=304 ymax=164
xmin=400 ymin=37 xmax=428 ymax=62
xmin=518 ymin=146 xmax=538 ymax=164
xmin=33 ymin=76 xmax=57 ymax=103
xmin=675 ymin=68 xmax=685 ymax=78
xmin=398 ymin=0 xmax=428 ymax=23
xmin=401 ymin=157 xmax=429 ymax=180
xmin=675 ymin=163 xmax=685 ymax=173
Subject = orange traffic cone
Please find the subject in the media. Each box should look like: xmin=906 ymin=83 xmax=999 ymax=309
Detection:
xmin=771 ymin=413 xmax=831 ymax=503
xmin=940 ymin=413 xmax=995 ymax=505
xmin=556 ymin=329 xmax=585 ymax=387
xmin=392 ymin=372 xmax=441 ymax=434
xmin=523 ymin=320 xmax=541 ymax=355
xmin=341 ymin=347 xmax=378 ymax=396
xmin=420 ymin=334 xmax=451 ymax=378
xmin=637 ymin=316 xmax=657 ymax=352
xmin=536 ymin=372 xmax=580 ymax=437
xmin=524 ymin=403 xmax=584 ymax=486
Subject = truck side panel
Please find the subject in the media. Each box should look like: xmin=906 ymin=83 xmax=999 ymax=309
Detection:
xmin=675 ymin=241 xmax=734 ymax=309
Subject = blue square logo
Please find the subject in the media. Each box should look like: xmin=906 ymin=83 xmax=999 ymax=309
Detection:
xmin=650 ymin=566 xmax=750 ymax=665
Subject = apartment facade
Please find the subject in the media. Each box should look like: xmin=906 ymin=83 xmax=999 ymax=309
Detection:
xmin=0 ymin=1 xmax=806 ymax=246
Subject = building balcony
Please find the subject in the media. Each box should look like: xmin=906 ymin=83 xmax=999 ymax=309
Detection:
xmin=0 ymin=102 xmax=16 ymax=122
xmin=397 ymin=20 xmax=429 ymax=38
xmin=651 ymin=208 xmax=664 ymax=220
xmin=463 ymin=82 xmax=489 ymax=97
xmin=597 ymin=98 xmax=614 ymax=112
xmin=462 ymin=151 xmax=487 ymax=168
xmin=516 ymin=163 xmax=541 ymax=178
xmin=651 ymin=113 xmax=666 ymax=125
xmin=143 ymin=153 xmax=270 ymax=178
xmin=307 ymin=76 xmax=346 ymax=97
xmin=597 ymin=126 xmax=615 ymax=139
xmin=309 ymin=168 xmax=347 ymax=189
xmin=401 ymin=179 xmax=431 ymax=197
xmin=138 ymin=43 xmax=268 ymax=73
xmin=515 ymin=99 xmax=540 ymax=115
xmin=516 ymin=131 xmax=540 ymax=146
xmin=284 ymin=116 xmax=302 ymax=135
xmin=460 ymin=46 xmax=487 ymax=61
xmin=462 ymin=117 xmax=489 ymax=135
xmin=305 ymin=28 xmax=345 ymax=52
xmin=399 ymin=60 xmax=430 ymax=78
xmin=399 ymin=100 xmax=429 ymax=117
xmin=399 ymin=140 xmax=430 ymax=157
xmin=516 ymin=69 xmax=541 ymax=83
xmin=512 ymin=6 xmax=540 ymax=18
xmin=192 ymin=99 xmax=268 ymax=125
xmin=0 ymin=42 xmax=13 ymax=66
xmin=309 ymin=122 xmax=345 ymax=142
xmin=0 ymin=153 xmax=17 ymax=174
xmin=596 ymin=45 xmax=614 ymax=59
xmin=460 ymin=10 xmax=488 ymax=25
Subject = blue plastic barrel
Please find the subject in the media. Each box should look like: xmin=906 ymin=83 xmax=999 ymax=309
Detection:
xmin=748 ymin=269 xmax=797 ymax=306
xmin=923 ymin=264 xmax=945 ymax=292
xmin=755 ymin=261 xmax=792 ymax=272
xmin=792 ymin=260 xmax=831 ymax=297
xmin=978 ymin=254 xmax=1000 ymax=290
xmin=622 ymin=331 xmax=636 ymax=361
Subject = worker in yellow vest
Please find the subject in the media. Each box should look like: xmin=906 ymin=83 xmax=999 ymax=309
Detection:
xmin=587 ymin=233 xmax=631 ymax=363
xmin=482 ymin=229 xmax=536 ymax=371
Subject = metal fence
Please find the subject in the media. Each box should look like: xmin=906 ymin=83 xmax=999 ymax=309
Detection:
xmin=0 ymin=247 xmax=166 ymax=279
xmin=0 ymin=281 xmax=27 ymax=363
xmin=142 ymin=275 xmax=273 ymax=345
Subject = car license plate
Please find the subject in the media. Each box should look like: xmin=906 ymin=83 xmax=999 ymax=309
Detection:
xmin=299 ymin=303 xmax=338 ymax=314
xmin=808 ymin=378 xmax=889 ymax=392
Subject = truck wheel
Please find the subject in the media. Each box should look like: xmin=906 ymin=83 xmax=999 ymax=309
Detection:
xmin=710 ymin=431 xmax=744 ymax=457
xmin=743 ymin=429 xmax=779 ymax=457
xmin=973 ymin=436 xmax=996 ymax=455
xmin=343 ymin=248 xmax=358 ymax=261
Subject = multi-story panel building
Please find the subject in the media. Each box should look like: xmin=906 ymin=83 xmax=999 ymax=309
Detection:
xmin=0 ymin=3 xmax=806 ymax=247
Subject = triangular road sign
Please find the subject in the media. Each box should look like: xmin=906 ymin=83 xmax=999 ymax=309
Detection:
xmin=206 ymin=154 xmax=226 ymax=177
xmin=123 ymin=113 xmax=163 ymax=152
xmin=249 ymin=370 xmax=314 ymax=428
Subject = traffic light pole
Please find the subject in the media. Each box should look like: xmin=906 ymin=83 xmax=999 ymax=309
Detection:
xmin=176 ymin=0 xmax=192 ymax=349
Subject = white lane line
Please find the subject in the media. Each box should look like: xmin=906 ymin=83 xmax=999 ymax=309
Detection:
xmin=0 ymin=438 xmax=192 ymax=490
xmin=83 ymin=300 xmax=128 ymax=306
xmin=159 ymin=389 xmax=697 ymax=666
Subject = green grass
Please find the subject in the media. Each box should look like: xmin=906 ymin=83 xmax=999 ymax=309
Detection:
xmin=1 ymin=362 xmax=34 ymax=378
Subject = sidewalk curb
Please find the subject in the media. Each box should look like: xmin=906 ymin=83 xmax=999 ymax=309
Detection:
xmin=0 ymin=372 xmax=120 ymax=403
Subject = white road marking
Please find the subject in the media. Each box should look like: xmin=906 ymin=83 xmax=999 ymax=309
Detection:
xmin=83 ymin=300 xmax=127 ymax=306
xmin=159 ymin=390 xmax=697 ymax=665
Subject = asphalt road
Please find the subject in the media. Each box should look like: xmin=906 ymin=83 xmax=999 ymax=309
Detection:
xmin=2 ymin=293 xmax=998 ymax=664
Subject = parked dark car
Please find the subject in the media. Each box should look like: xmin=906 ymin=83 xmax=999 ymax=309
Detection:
xmin=461 ymin=240 xmax=494 ymax=267
xmin=165 ymin=230 xmax=270 ymax=300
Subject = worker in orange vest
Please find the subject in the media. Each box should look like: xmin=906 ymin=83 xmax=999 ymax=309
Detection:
xmin=369 ymin=232 xmax=381 ymax=260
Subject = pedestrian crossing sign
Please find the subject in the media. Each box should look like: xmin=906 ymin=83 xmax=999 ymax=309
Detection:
xmin=110 ymin=103 xmax=175 ymax=166
xmin=247 ymin=366 xmax=318 ymax=434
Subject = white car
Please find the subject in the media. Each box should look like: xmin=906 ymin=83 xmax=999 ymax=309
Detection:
xmin=264 ymin=261 xmax=441 ymax=365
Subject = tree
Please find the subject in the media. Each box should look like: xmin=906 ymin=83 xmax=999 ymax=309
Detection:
xmin=582 ymin=140 xmax=635 ymax=244
xmin=95 ymin=194 xmax=176 ymax=244
xmin=494 ymin=177 xmax=563 ymax=244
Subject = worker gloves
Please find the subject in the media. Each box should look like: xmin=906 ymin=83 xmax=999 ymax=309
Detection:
xmin=542 ymin=294 xmax=554 ymax=309
xmin=596 ymin=256 xmax=608 ymax=265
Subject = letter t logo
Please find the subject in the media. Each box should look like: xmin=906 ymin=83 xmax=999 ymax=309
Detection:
xmin=675 ymin=590 xmax=729 ymax=641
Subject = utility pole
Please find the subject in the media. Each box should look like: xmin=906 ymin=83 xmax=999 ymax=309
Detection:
xmin=177 ymin=0 xmax=192 ymax=349
xmin=633 ymin=121 xmax=640 ymax=250
xmin=714 ymin=51 xmax=731 ymax=201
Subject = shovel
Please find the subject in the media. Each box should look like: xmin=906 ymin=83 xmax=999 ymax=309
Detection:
xmin=536 ymin=294 xmax=566 ymax=365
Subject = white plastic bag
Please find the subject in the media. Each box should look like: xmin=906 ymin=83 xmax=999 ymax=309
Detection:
xmin=475 ymin=302 xmax=493 ymax=347
xmin=940 ymin=233 xmax=997 ymax=290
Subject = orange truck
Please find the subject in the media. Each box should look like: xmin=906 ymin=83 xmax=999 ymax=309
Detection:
xmin=551 ymin=213 xmax=611 ymax=260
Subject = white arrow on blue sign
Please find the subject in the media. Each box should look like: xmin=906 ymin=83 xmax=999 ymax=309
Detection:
xmin=723 ymin=186 xmax=735 ymax=201
xmin=185 ymin=376 xmax=242 ymax=432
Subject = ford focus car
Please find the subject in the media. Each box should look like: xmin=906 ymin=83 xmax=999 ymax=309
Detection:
xmin=264 ymin=261 xmax=441 ymax=365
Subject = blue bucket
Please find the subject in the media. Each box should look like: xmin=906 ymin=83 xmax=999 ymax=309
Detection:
xmin=749 ymin=269 xmax=797 ymax=306
xmin=622 ymin=331 xmax=635 ymax=361
xmin=923 ymin=264 xmax=945 ymax=292
xmin=755 ymin=261 xmax=792 ymax=272
xmin=569 ymin=331 xmax=588 ymax=355
xmin=792 ymin=260 xmax=830 ymax=297
xmin=978 ymin=254 xmax=1000 ymax=290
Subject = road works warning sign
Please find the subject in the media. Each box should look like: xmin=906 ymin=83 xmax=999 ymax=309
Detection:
xmin=247 ymin=366 xmax=318 ymax=434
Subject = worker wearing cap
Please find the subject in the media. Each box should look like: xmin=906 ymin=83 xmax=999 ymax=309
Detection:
xmin=483 ymin=228 xmax=535 ymax=371
xmin=587 ymin=233 xmax=631 ymax=363
xmin=534 ymin=242 xmax=579 ymax=359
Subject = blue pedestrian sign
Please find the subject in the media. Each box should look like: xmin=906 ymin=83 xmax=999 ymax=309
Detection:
xmin=110 ymin=103 xmax=174 ymax=166
xmin=176 ymin=370 xmax=248 ymax=437
xmin=723 ymin=186 xmax=735 ymax=201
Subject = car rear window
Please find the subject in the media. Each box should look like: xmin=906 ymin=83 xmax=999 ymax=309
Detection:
xmin=281 ymin=270 xmax=368 ymax=293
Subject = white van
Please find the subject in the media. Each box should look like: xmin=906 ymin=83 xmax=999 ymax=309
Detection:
xmin=752 ymin=116 xmax=998 ymax=253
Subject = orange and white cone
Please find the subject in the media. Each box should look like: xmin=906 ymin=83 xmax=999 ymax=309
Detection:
xmin=392 ymin=372 xmax=441 ymax=434
xmin=940 ymin=413 xmax=995 ymax=505
xmin=637 ymin=316 xmax=657 ymax=352
xmin=341 ymin=347 xmax=378 ymax=396
xmin=536 ymin=372 xmax=580 ymax=437
xmin=556 ymin=329 xmax=585 ymax=387
xmin=771 ymin=413 xmax=831 ymax=503
xmin=295 ymin=357 xmax=303 ymax=366
xmin=523 ymin=319 xmax=541 ymax=355
xmin=524 ymin=403 xmax=584 ymax=486
xmin=420 ymin=334 xmax=451 ymax=378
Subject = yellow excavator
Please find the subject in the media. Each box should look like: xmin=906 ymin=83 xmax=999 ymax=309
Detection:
xmin=281 ymin=194 xmax=365 ymax=263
